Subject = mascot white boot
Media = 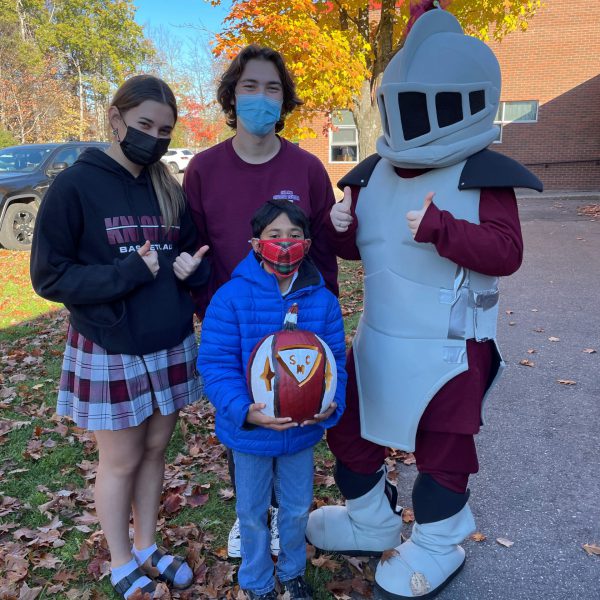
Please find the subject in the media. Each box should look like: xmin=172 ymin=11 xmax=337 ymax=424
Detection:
xmin=376 ymin=503 xmax=475 ymax=597
xmin=306 ymin=464 xmax=403 ymax=555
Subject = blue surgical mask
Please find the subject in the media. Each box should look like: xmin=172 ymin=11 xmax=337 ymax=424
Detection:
xmin=236 ymin=94 xmax=282 ymax=136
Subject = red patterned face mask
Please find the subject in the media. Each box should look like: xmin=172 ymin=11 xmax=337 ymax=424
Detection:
xmin=257 ymin=238 xmax=310 ymax=278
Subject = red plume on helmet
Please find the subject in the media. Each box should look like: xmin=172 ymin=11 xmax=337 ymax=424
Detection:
xmin=405 ymin=0 xmax=452 ymax=37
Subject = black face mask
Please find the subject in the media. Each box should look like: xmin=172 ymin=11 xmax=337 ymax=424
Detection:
xmin=119 ymin=125 xmax=171 ymax=166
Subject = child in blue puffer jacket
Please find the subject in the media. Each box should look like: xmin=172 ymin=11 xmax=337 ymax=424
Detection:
xmin=198 ymin=199 xmax=347 ymax=600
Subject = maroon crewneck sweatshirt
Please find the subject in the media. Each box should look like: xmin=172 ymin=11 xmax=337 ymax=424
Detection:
xmin=184 ymin=137 xmax=338 ymax=317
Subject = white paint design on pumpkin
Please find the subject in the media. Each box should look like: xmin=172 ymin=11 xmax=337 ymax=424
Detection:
xmin=276 ymin=345 xmax=322 ymax=385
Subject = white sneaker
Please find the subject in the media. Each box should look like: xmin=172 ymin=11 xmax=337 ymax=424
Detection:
xmin=227 ymin=518 xmax=241 ymax=558
xmin=269 ymin=506 xmax=280 ymax=556
xmin=228 ymin=508 xmax=280 ymax=558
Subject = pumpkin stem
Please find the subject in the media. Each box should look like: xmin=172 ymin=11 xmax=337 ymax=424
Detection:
xmin=284 ymin=303 xmax=298 ymax=330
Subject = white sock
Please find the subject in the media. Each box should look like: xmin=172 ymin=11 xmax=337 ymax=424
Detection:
xmin=110 ymin=557 xmax=153 ymax=599
xmin=133 ymin=543 xmax=193 ymax=588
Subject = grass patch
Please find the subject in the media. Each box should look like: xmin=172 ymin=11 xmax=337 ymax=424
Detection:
xmin=0 ymin=249 xmax=61 ymax=329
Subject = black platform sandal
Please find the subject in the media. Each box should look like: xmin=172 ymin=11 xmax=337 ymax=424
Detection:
xmin=112 ymin=566 xmax=156 ymax=598
xmin=142 ymin=547 xmax=193 ymax=589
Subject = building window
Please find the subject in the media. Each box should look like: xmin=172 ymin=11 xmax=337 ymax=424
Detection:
xmin=493 ymin=100 xmax=539 ymax=143
xmin=329 ymin=110 xmax=359 ymax=163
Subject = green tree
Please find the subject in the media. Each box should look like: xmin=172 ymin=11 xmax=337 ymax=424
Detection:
xmin=38 ymin=0 xmax=151 ymax=139
xmin=0 ymin=127 xmax=17 ymax=148
xmin=0 ymin=0 xmax=153 ymax=142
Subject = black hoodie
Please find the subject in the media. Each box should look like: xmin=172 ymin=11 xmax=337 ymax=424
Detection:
xmin=30 ymin=148 xmax=209 ymax=355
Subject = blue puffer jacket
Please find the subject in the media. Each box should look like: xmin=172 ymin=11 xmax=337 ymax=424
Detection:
xmin=198 ymin=251 xmax=347 ymax=457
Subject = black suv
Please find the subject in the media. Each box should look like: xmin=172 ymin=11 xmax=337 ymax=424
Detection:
xmin=0 ymin=141 xmax=109 ymax=250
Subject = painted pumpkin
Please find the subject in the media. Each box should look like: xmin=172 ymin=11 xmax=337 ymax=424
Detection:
xmin=247 ymin=304 xmax=337 ymax=423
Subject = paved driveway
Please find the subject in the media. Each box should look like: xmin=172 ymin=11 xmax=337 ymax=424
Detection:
xmin=384 ymin=193 xmax=600 ymax=600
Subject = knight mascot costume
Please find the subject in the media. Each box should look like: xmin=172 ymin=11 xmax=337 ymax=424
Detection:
xmin=306 ymin=7 xmax=542 ymax=599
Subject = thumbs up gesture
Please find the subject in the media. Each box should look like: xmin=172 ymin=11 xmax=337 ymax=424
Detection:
xmin=138 ymin=240 xmax=160 ymax=278
xmin=330 ymin=186 xmax=354 ymax=233
xmin=406 ymin=192 xmax=434 ymax=239
xmin=173 ymin=245 xmax=209 ymax=281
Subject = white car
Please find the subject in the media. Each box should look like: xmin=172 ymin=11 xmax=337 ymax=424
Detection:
xmin=161 ymin=148 xmax=194 ymax=174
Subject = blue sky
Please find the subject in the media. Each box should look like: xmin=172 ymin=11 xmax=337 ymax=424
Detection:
xmin=133 ymin=0 xmax=231 ymax=48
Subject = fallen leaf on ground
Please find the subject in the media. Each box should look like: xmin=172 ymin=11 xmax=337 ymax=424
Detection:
xmin=496 ymin=538 xmax=514 ymax=548
xmin=582 ymin=543 xmax=600 ymax=556
xmin=527 ymin=349 xmax=536 ymax=354
xmin=582 ymin=348 xmax=597 ymax=354
xmin=470 ymin=532 xmax=487 ymax=542
xmin=185 ymin=489 xmax=209 ymax=508
xmin=402 ymin=452 xmax=416 ymax=465
xmin=313 ymin=473 xmax=336 ymax=487
xmin=213 ymin=546 xmax=228 ymax=560
xmin=401 ymin=508 xmax=414 ymax=523
xmin=557 ymin=379 xmax=576 ymax=386
xmin=151 ymin=583 xmax=172 ymax=599
xmin=342 ymin=555 xmax=369 ymax=573
xmin=325 ymin=577 xmax=352 ymax=597
xmin=18 ymin=583 xmax=43 ymax=600
xmin=380 ymin=548 xmax=399 ymax=564
xmin=577 ymin=204 xmax=600 ymax=218
xmin=128 ymin=588 xmax=154 ymax=600
xmin=548 ymin=336 xmax=560 ymax=342
xmin=519 ymin=359 xmax=535 ymax=367
xmin=218 ymin=488 xmax=235 ymax=500
xmin=311 ymin=554 xmax=341 ymax=572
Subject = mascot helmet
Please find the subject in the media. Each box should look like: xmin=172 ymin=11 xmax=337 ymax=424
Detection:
xmin=376 ymin=9 xmax=501 ymax=167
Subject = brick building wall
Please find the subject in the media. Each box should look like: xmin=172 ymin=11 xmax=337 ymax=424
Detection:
xmin=487 ymin=0 xmax=600 ymax=190
xmin=299 ymin=0 xmax=600 ymax=191
xmin=299 ymin=115 xmax=353 ymax=195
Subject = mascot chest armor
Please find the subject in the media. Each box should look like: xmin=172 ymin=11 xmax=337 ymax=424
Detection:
xmin=353 ymin=158 xmax=504 ymax=451
xmin=247 ymin=304 xmax=337 ymax=423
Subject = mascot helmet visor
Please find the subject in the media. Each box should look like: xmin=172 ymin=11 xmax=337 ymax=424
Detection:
xmin=377 ymin=81 xmax=494 ymax=150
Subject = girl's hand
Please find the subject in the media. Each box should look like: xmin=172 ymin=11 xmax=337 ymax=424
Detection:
xmin=245 ymin=403 xmax=298 ymax=431
xmin=300 ymin=402 xmax=337 ymax=427
xmin=173 ymin=245 xmax=209 ymax=281
xmin=138 ymin=240 xmax=159 ymax=278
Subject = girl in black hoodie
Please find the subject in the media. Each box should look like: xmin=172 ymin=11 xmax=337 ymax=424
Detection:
xmin=30 ymin=75 xmax=208 ymax=598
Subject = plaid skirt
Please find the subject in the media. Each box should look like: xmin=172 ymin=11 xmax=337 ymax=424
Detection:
xmin=57 ymin=326 xmax=202 ymax=431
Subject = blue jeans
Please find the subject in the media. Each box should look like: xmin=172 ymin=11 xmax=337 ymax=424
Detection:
xmin=233 ymin=447 xmax=314 ymax=594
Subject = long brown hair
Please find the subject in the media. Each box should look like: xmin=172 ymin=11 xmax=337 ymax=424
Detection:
xmin=110 ymin=75 xmax=185 ymax=230
xmin=217 ymin=45 xmax=303 ymax=133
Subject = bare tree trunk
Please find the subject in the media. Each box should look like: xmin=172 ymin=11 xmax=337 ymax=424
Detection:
xmin=76 ymin=63 xmax=84 ymax=140
xmin=95 ymin=92 xmax=109 ymax=140
xmin=354 ymin=77 xmax=384 ymax=160
xmin=0 ymin=64 xmax=5 ymax=126
xmin=371 ymin=0 xmax=396 ymax=83
xmin=351 ymin=0 xmax=396 ymax=160
xmin=16 ymin=0 xmax=27 ymax=41
xmin=11 ymin=88 xmax=25 ymax=142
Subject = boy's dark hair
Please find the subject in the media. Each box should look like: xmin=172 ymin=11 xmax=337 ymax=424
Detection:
xmin=217 ymin=45 xmax=303 ymax=133
xmin=251 ymin=199 xmax=311 ymax=239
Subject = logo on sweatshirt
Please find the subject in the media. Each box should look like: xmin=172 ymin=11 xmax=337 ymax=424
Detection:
xmin=104 ymin=215 xmax=179 ymax=253
xmin=272 ymin=189 xmax=300 ymax=203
